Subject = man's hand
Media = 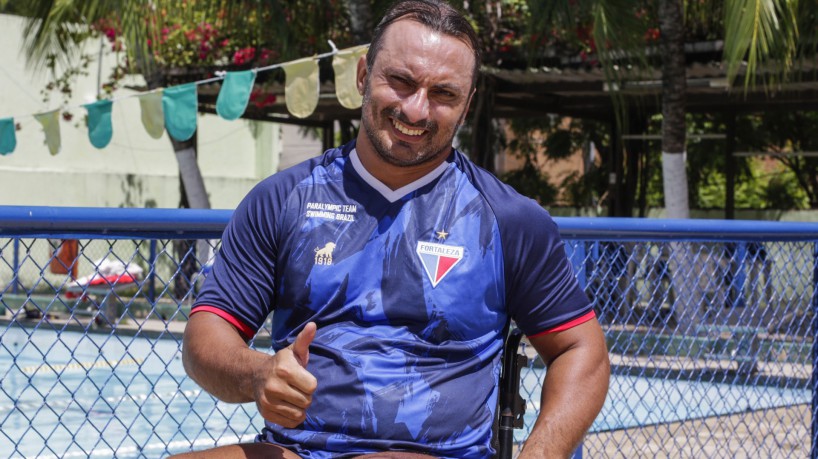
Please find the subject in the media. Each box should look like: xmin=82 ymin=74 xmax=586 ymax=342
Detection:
xmin=253 ymin=322 xmax=319 ymax=428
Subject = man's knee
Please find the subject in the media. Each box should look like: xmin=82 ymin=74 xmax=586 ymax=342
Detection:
xmin=353 ymin=453 xmax=439 ymax=459
xmin=167 ymin=443 xmax=301 ymax=459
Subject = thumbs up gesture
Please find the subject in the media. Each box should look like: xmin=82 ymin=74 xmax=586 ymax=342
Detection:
xmin=253 ymin=322 xmax=318 ymax=428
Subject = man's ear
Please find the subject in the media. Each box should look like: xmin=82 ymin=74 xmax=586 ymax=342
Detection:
xmin=356 ymin=55 xmax=368 ymax=96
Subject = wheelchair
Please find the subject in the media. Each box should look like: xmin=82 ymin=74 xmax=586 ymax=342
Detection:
xmin=496 ymin=328 xmax=528 ymax=459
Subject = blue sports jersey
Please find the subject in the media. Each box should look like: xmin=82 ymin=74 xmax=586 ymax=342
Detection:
xmin=193 ymin=141 xmax=593 ymax=458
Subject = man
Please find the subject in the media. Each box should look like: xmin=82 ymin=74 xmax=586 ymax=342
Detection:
xmin=179 ymin=0 xmax=610 ymax=458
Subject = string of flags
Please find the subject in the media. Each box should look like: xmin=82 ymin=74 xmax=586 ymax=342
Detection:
xmin=0 ymin=42 xmax=369 ymax=156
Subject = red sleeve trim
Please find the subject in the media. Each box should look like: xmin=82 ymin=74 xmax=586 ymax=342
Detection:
xmin=527 ymin=311 xmax=596 ymax=338
xmin=190 ymin=305 xmax=256 ymax=340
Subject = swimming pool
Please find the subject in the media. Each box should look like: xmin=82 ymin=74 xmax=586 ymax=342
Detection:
xmin=0 ymin=326 xmax=261 ymax=458
xmin=0 ymin=327 xmax=810 ymax=457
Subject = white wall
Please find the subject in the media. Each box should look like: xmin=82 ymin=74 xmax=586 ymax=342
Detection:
xmin=278 ymin=124 xmax=323 ymax=171
xmin=0 ymin=14 xmax=282 ymax=210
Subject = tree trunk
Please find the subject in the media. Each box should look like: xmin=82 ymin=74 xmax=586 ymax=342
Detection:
xmin=659 ymin=0 xmax=688 ymax=220
xmin=171 ymin=135 xmax=211 ymax=210
xmin=143 ymin=71 xmax=211 ymax=211
xmin=659 ymin=0 xmax=701 ymax=332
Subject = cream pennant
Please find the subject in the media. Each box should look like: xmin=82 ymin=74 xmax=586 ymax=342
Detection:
xmin=283 ymin=58 xmax=320 ymax=118
xmin=139 ymin=90 xmax=165 ymax=139
xmin=35 ymin=110 xmax=61 ymax=156
xmin=333 ymin=45 xmax=368 ymax=109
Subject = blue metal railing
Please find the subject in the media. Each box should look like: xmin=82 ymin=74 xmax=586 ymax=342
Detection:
xmin=1 ymin=206 xmax=817 ymax=458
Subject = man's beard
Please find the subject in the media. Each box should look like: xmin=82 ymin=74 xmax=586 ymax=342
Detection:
xmin=360 ymin=86 xmax=461 ymax=168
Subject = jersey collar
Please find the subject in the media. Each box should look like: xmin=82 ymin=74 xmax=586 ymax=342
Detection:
xmin=349 ymin=148 xmax=450 ymax=203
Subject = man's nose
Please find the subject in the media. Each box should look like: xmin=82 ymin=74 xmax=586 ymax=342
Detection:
xmin=400 ymin=89 xmax=430 ymax=124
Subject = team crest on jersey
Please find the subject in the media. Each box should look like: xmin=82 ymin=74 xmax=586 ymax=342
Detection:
xmin=314 ymin=242 xmax=336 ymax=265
xmin=416 ymin=241 xmax=464 ymax=287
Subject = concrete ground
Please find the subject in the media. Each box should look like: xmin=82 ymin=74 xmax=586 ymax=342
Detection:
xmin=584 ymin=404 xmax=809 ymax=458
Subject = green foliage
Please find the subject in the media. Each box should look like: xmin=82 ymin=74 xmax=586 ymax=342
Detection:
xmin=637 ymin=111 xmax=813 ymax=210
xmin=501 ymin=162 xmax=559 ymax=205
xmin=500 ymin=116 xmax=603 ymax=207
xmin=738 ymin=111 xmax=818 ymax=208
xmin=764 ymin=171 xmax=807 ymax=210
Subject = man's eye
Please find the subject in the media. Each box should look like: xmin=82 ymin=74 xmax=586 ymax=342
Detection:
xmin=391 ymin=76 xmax=411 ymax=87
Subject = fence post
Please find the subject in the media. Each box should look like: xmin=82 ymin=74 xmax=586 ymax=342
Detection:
xmin=566 ymin=241 xmax=588 ymax=289
xmin=812 ymin=241 xmax=818 ymax=459
xmin=147 ymin=240 xmax=157 ymax=303
xmin=12 ymin=238 xmax=20 ymax=294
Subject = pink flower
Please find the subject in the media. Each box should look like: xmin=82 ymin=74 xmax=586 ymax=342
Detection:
xmin=232 ymin=47 xmax=256 ymax=65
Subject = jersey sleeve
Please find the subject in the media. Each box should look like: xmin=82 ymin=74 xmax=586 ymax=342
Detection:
xmin=501 ymin=203 xmax=594 ymax=337
xmin=192 ymin=180 xmax=281 ymax=339
xmin=458 ymin=156 xmax=594 ymax=337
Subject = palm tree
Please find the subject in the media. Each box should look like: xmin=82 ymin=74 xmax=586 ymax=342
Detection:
xmin=521 ymin=0 xmax=805 ymax=219
xmin=658 ymin=0 xmax=688 ymax=219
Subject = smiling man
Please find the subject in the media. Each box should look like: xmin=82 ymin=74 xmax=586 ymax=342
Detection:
xmin=176 ymin=1 xmax=609 ymax=458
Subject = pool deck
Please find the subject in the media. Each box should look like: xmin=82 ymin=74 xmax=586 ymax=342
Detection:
xmin=521 ymin=337 xmax=810 ymax=382
xmin=1 ymin=305 xmax=189 ymax=338
xmin=585 ymin=404 xmax=809 ymax=457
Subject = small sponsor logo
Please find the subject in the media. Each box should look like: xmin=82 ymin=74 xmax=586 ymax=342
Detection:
xmin=314 ymin=242 xmax=336 ymax=265
xmin=416 ymin=241 xmax=464 ymax=287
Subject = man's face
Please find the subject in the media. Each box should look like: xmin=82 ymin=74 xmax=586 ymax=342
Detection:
xmin=357 ymin=19 xmax=475 ymax=168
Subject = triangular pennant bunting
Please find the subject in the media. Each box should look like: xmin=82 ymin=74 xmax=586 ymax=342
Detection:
xmin=163 ymin=83 xmax=198 ymax=141
xmin=84 ymin=100 xmax=114 ymax=149
xmin=0 ymin=118 xmax=16 ymax=155
xmin=139 ymin=91 xmax=165 ymax=139
xmin=35 ymin=110 xmax=61 ymax=156
xmin=0 ymin=45 xmax=372 ymax=157
xmin=283 ymin=58 xmax=320 ymax=118
xmin=333 ymin=45 xmax=368 ymax=109
xmin=216 ymin=70 xmax=257 ymax=121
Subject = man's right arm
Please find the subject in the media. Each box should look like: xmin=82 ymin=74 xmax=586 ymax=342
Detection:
xmin=182 ymin=311 xmax=318 ymax=428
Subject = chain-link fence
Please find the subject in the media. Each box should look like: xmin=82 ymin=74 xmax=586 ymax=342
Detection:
xmin=1 ymin=208 xmax=816 ymax=458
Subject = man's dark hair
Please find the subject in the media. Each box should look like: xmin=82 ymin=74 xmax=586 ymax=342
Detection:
xmin=366 ymin=0 xmax=482 ymax=89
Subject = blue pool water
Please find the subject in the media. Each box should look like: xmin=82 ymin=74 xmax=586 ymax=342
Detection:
xmin=0 ymin=326 xmax=260 ymax=458
xmin=0 ymin=327 xmax=810 ymax=457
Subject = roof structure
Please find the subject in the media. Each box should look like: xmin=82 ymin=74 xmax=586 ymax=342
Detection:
xmin=192 ymin=42 xmax=818 ymax=218
xmin=195 ymin=41 xmax=818 ymax=125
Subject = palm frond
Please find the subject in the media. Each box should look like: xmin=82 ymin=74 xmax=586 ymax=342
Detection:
xmin=723 ymin=0 xmax=799 ymax=89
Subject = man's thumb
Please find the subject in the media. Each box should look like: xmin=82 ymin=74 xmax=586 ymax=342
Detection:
xmin=292 ymin=322 xmax=316 ymax=367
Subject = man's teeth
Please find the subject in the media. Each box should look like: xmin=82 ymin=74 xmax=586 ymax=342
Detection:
xmin=393 ymin=120 xmax=424 ymax=136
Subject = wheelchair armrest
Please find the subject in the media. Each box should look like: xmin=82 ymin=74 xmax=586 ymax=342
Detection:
xmin=497 ymin=328 xmax=528 ymax=459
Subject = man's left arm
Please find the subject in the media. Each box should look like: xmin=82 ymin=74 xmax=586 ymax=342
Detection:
xmin=518 ymin=318 xmax=610 ymax=459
